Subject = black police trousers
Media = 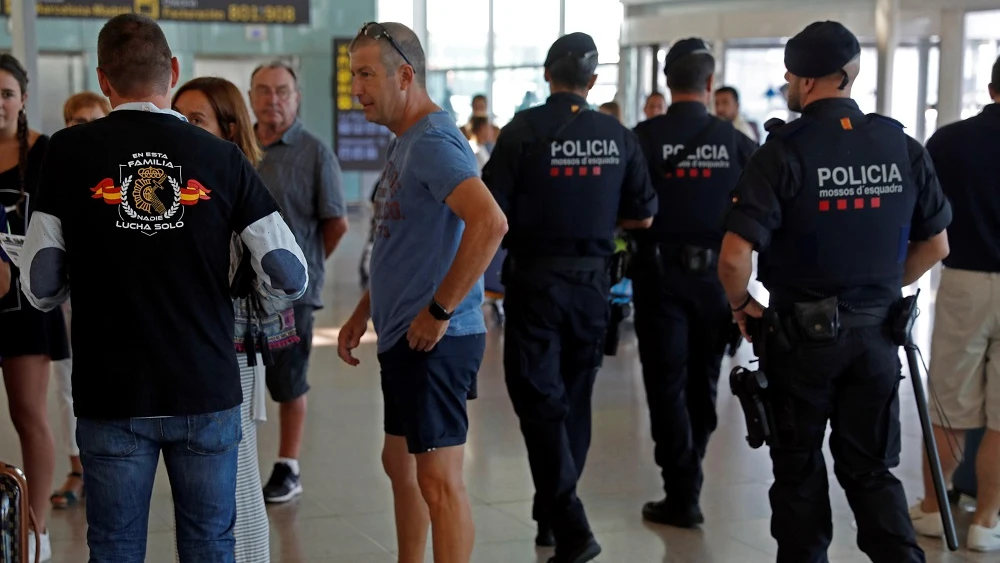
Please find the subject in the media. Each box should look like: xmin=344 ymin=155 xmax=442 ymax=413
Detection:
xmin=502 ymin=265 xmax=610 ymax=546
xmin=631 ymin=259 xmax=730 ymax=507
xmin=765 ymin=324 xmax=924 ymax=563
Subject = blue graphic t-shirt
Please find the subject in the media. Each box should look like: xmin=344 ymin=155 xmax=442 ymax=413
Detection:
xmin=369 ymin=111 xmax=486 ymax=352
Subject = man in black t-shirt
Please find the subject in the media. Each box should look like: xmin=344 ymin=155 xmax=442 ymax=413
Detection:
xmin=20 ymin=14 xmax=307 ymax=562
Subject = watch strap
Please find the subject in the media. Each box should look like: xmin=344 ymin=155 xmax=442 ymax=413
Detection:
xmin=428 ymin=299 xmax=453 ymax=321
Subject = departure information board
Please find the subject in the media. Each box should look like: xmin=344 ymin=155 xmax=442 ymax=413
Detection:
xmin=332 ymin=38 xmax=393 ymax=172
xmin=1 ymin=0 xmax=310 ymax=25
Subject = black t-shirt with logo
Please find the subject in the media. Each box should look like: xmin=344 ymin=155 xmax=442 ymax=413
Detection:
xmin=33 ymin=110 xmax=286 ymax=419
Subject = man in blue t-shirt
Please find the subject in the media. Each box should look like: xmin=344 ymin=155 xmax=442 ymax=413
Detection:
xmin=338 ymin=22 xmax=507 ymax=563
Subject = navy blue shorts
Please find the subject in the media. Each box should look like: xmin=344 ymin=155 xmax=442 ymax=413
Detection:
xmin=265 ymin=305 xmax=314 ymax=402
xmin=378 ymin=333 xmax=485 ymax=454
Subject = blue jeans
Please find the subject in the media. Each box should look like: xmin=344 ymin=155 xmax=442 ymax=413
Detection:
xmin=77 ymin=406 xmax=242 ymax=563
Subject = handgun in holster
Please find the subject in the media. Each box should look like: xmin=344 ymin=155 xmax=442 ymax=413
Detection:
xmin=729 ymin=308 xmax=786 ymax=449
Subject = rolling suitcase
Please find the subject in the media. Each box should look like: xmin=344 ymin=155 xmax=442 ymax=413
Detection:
xmin=0 ymin=461 xmax=39 ymax=563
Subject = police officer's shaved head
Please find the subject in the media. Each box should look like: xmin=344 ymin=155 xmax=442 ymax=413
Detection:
xmin=783 ymin=21 xmax=862 ymax=112
xmin=351 ymin=22 xmax=427 ymax=88
xmin=664 ymin=38 xmax=715 ymax=95
xmin=544 ymin=32 xmax=600 ymax=91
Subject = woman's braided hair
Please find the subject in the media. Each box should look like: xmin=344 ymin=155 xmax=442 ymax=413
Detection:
xmin=0 ymin=54 xmax=30 ymax=217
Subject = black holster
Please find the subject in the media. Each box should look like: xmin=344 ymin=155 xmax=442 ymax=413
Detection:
xmin=729 ymin=366 xmax=778 ymax=449
xmin=791 ymin=296 xmax=839 ymax=343
xmin=722 ymin=317 xmax=743 ymax=357
xmin=604 ymin=300 xmax=632 ymax=356
xmin=890 ymin=294 xmax=919 ymax=347
xmin=731 ymin=308 xmax=788 ymax=449
xmin=680 ymin=245 xmax=716 ymax=275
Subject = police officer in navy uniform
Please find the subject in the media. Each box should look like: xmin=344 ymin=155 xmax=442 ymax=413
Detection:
xmin=718 ymin=21 xmax=951 ymax=563
xmin=631 ymin=38 xmax=758 ymax=528
xmin=482 ymin=32 xmax=657 ymax=563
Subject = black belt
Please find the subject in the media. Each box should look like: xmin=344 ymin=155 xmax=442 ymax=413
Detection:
xmin=639 ymin=241 xmax=718 ymax=264
xmin=508 ymin=255 xmax=608 ymax=272
xmin=838 ymin=306 xmax=892 ymax=329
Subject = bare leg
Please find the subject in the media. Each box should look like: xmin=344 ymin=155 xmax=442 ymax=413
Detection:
xmin=415 ymin=445 xmax=474 ymax=563
xmin=278 ymin=396 xmax=306 ymax=459
xmin=382 ymin=435 xmax=429 ymax=563
xmin=3 ymin=355 xmax=56 ymax=532
xmin=972 ymin=429 xmax=1000 ymax=528
xmin=921 ymin=424 xmax=965 ymax=514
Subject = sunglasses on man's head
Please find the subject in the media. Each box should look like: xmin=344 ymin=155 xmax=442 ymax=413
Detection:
xmin=358 ymin=22 xmax=414 ymax=68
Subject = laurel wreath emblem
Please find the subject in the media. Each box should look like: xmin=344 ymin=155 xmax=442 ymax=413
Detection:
xmin=120 ymin=175 xmax=138 ymax=220
xmin=118 ymin=172 xmax=181 ymax=222
xmin=165 ymin=177 xmax=182 ymax=219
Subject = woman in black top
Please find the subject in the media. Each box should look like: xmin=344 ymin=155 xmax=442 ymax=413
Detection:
xmin=0 ymin=54 xmax=67 ymax=558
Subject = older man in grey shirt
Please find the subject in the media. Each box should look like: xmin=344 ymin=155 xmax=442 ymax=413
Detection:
xmin=250 ymin=61 xmax=349 ymax=503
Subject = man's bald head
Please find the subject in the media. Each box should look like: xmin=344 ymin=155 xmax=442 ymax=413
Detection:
xmin=350 ymin=22 xmax=426 ymax=88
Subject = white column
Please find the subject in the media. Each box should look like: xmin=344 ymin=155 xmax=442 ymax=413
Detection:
xmin=10 ymin=0 xmax=41 ymax=128
xmin=915 ymin=37 xmax=931 ymax=143
xmin=618 ymin=45 xmax=637 ymax=124
xmin=412 ymin=0 xmax=427 ymax=52
xmin=487 ymin=0 xmax=495 ymax=117
xmin=937 ymin=8 xmax=965 ymax=129
xmin=558 ymin=0 xmax=566 ymax=36
xmin=874 ymin=0 xmax=900 ymax=116
xmin=714 ymin=38 xmax=726 ymax=86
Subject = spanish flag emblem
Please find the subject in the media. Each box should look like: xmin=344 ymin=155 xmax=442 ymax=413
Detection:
xmin=90 ymin=178 xmax=121 ymax=204
xmin=180 ymin=179 xmax=212 ymax=206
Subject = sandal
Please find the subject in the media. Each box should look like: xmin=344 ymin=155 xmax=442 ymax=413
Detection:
xmin=50 ymin=471 xmax=84 ymax=509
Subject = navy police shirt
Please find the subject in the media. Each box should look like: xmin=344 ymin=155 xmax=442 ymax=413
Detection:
xmin=634 ymin=101 xmax=757 ymax=249
xmin=724 ymin=98 xmax=951 ymax=305
xmin=483 ymin=92 xmax=657 ymax=258
xmin=925 ymin=103 xmax=1000 ymax=273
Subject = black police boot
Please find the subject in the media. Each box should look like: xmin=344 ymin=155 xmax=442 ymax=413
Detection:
xmin=535 ymin=522 xmax=556 ymax=547
xmin=546 ymin=535 xmax=601 ymax=563
xmin=642 ymin=498 xmax=705 ymax=528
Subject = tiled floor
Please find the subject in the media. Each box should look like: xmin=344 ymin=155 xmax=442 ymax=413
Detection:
xmin=0 ymin=216 xmax=992 ymax=562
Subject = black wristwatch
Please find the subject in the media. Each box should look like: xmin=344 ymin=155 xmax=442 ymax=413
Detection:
xmin=428 ymin=298 xmax=453 ymax=321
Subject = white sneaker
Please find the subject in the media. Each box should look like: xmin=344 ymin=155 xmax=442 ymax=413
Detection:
xmin=908 ymin=502 xmax=944 ymax=538
xmin=968 ymin=522 xmax=1000 ymax=552
xmin=28 ymin=529 xmax=52 ymax=562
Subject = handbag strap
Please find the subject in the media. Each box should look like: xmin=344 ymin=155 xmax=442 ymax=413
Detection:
xmin=29 ymin=507 xmax=40 ymax=563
